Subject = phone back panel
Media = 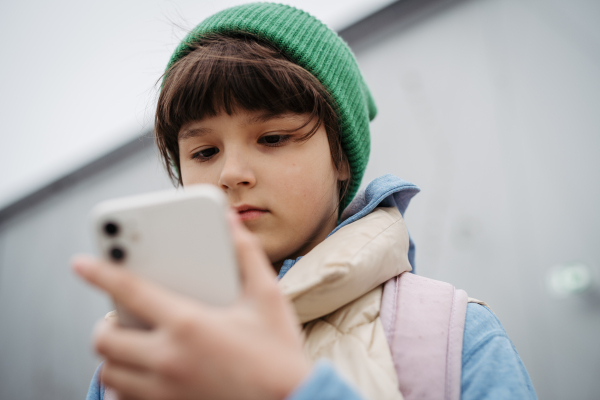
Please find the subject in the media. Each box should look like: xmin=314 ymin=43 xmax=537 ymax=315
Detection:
xmin=92 ymin=185 xmax=240 ymax=327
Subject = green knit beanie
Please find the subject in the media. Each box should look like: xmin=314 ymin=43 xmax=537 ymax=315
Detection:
xmin=164 ymin=2 xmax=377 ymax=211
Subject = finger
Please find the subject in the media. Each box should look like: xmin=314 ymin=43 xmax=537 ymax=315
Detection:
xmin=94 ymin=320 xmax=160 ymax=370
xmin=227 ymin=210 xmax=277 ymax=296
xmin=101 ymin=361 xmax=167 ymax=400
xmin=72 ymin=254 xmax=184 ymax=325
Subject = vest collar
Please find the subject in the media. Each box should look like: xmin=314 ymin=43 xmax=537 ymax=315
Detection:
xmin=278 ymin=206 xmax=412 ymax=323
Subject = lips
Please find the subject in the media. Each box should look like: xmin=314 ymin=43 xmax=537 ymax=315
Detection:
xmin=234 ymin=204 xmax=269 ymax=221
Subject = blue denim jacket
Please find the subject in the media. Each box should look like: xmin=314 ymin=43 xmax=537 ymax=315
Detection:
xmin=86 ymin=175 xmax=537 ymax=400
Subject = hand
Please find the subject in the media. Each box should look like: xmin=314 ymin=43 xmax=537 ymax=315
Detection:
xmin=73 ymin=211 xmax=311 ymax=400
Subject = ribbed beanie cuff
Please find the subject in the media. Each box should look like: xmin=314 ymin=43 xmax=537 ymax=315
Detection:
xmin=164 ymin=2 xmax=377 ymax=211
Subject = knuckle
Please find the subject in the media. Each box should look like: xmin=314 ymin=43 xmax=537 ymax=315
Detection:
xmin=171 ymin=311 xmax=198 ymax=340
xmin=155 ymin=350 xmax=181 ymax=378
xmin=93 ymin=326 xmax=110 ymax=355
xmin=94 ymin=337 xmax=105 ymax=354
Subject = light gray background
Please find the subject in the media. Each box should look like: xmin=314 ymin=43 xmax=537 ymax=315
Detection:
xmin=1 ymin=0 xmax=599 ymax=399
xmin=0 ymin=0 xmax=395 ymax=210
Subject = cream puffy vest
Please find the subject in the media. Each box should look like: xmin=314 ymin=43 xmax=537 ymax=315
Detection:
xmin=279 ymin=207 xmax=482 ymax=400
xmin=279 ymin=207 xmax=410 ymax=399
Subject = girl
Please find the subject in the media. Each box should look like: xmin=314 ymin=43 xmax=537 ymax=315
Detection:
xmin=74 ymin=3 xmax=537 ymax=400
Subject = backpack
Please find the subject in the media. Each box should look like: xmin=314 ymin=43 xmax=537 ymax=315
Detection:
xmin=380 ymin=272 xmax=469 ymax=400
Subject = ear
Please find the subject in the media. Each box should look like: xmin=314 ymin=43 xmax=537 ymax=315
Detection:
xmin=337 ymin=158 xmax=351 ymax=182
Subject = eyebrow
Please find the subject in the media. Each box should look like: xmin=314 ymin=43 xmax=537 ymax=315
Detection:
xmin=178 ymin=126 xmax=213 ymax=141
xmin=243 ymin=112 xmax=282 ymax=125
xmin=178 ymin=112 xmax=305 ymax=141
xmin=242 ymin=112 xmax=309 ymax=128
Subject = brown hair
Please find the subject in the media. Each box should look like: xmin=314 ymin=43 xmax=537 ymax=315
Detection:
xmin=154 ymin=32 xmax=350 ymax=204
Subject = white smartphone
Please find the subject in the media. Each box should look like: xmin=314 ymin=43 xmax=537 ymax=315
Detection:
xmin=91 ymin=184 xmax=240 ymax=329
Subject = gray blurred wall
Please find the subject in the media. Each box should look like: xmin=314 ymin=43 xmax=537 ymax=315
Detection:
xmin=1 ymin=0 xmax=599 ymax=399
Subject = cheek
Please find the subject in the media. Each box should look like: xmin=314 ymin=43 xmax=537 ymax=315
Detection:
xmin=268 ymin=142 xmax=338 ymax=213
xmin=179 ymin=158 xmax=220 ymax=187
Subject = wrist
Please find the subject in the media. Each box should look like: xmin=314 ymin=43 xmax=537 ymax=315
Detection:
xmin=271 ymin=357 xmax=312 ymax=400
xmin=284 ymin=360 xmax=365 ymax=400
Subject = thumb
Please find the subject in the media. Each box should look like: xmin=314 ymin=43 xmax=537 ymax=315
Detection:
xmin=226 ymin=209 xmax=278 ymax=298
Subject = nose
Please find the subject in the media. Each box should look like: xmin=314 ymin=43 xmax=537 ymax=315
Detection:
xmin=217 ymin=150 xmax=256 ymax=191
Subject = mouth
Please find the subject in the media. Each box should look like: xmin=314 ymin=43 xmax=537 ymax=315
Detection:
xmin=234 ymin=204 xmax=269 ymax=221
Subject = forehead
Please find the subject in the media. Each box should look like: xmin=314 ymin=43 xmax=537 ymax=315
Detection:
xmin=178 ymin=110 xmax=311 ymax=141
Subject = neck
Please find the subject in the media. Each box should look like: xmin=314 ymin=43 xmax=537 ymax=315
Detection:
xmin=272 ymin=207 xmax=339 ymax=272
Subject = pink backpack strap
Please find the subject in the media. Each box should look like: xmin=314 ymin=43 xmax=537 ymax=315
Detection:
xmin=380 ymin=272 xmax=468 ymax=400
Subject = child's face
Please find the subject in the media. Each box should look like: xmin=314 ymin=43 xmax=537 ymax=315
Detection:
xmin=178 ymin=109 xmax=345 ymax=267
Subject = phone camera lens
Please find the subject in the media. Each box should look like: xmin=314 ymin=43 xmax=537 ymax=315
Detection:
xmin=104 ymin=222 xmax=119 ymax=236
xmin=110 ymin=247 xmax=125 ymax=262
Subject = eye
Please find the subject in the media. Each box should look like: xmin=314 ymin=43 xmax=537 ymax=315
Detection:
xmin=192 ymin=147 xmax=219 ymax=161
xmin=258 ymin=134 xmax=291 ymax=147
